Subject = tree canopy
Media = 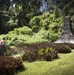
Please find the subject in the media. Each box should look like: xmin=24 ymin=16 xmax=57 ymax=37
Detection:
xmin=0 ymin=0 xmax=74 ymax=34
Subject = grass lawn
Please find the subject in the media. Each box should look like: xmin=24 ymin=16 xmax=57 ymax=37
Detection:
xmin=15 ymin=50 xmax=74 ymax=75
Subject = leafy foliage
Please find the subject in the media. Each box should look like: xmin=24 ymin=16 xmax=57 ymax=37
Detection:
xmin=0 ymin=0 xmax=42 ymax=34
xmin=8 ymin=26 xmax=33 ymax=35
xmin=0 ymin=0 xmax=74 ymax=34
xmin=4 ymin=12 xmax=63 ymax=45
xmin=5 ymin=26 xmax=33 ymax=45
xmin=29 ymin=16 xmax=41 ymax=32
xmin=30 ymin=11 xmax=63 ymax=32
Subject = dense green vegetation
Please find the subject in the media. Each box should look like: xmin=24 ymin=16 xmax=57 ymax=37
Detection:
xmin=0 ymin=0 xmax=74 ymax=45
xmin=1 ymin=12 xmax=63 ymax=45
xmin=0 ymin=0 xmax=74 ymax=43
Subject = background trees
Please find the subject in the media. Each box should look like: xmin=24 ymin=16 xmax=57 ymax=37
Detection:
xmin=0 ymin=0 xmax=42 ymax=34
xmin=0 ymin=0 xmax=74 ymax=34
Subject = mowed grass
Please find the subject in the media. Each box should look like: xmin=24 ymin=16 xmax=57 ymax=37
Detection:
xmin=15 ymin=50 xmax=74 ymax=75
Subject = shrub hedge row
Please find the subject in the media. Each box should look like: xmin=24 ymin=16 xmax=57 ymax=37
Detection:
xmin=16 ymin=42 xmax=72 ymax=53
xmin=5 ymin=42 xmax=73 ymax=62
xmin=16 ymin=42 xmax=74 ymax=62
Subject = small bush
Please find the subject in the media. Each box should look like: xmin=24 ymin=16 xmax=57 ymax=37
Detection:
xmin=0 ymin=56 xmax=23 ymax=75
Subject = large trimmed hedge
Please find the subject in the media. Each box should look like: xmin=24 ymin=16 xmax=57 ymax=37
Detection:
xmin=16 ymin=42 xmax=72 ymax=54
xmin=15 ymin=42 xmax=73 ymax=62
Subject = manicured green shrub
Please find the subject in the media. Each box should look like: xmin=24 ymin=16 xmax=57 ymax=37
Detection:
xmin=0 ymin=56 xmax=23 ymax=75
